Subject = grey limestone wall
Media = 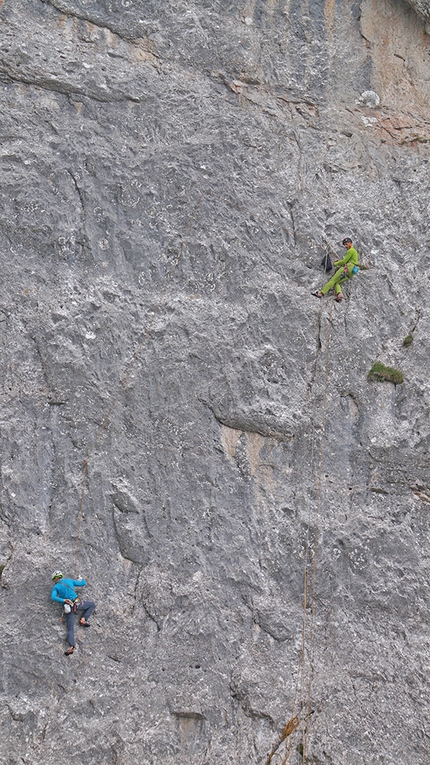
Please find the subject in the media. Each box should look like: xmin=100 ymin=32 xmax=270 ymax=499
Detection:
xmin=0 ymin=1 xmax=429 ymax=764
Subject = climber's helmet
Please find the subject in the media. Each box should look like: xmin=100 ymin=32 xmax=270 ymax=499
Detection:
xmin=52 ymin=571 xmax=63 ymax=581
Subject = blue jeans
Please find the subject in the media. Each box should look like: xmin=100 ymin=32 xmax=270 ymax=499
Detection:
xmin=65 ymin=600 xmax=95 ymax=647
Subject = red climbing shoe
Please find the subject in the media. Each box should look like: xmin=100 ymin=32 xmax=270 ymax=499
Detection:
xmin=335 ymin=293 xmax=343 ymax=302
xmin=79 ymin=619 xmax=90 ymax=627
xmin=65 ymin=646 xmax=74 ymax=656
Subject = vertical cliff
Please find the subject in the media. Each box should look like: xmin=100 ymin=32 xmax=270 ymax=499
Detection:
xmin=0 ymin=1 xmax=429 ymax=763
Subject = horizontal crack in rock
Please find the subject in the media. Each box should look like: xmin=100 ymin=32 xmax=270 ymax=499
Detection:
xmin=40 ymin=0 xmax=147 ymax=45
xmin=0 ymin=70 xmax=142 ymax=104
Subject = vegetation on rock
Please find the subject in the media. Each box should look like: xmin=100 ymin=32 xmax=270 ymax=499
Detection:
xmin=367 ymin=362 xmax=404 ymax=384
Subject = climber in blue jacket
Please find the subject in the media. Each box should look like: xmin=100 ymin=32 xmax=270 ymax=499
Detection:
xmin=51 ymin=571 xmax=96 ymax=656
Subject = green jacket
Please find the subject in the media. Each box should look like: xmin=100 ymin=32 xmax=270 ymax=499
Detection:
xmin=334 ymin=246 xmax=359 ymax=272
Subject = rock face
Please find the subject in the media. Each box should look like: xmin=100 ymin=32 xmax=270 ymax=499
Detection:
xmin=0 ymin=1 xmax=429 ymax=764
xmin=405 ymin=0 xmax=430 ymax=22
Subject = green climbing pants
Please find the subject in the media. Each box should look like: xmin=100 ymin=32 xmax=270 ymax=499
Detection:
xmin=321 ymin=267 xmax=352 ymax=296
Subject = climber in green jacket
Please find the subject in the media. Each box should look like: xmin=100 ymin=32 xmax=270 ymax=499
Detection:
xmin=312 ymin=238 xmax=359 ymax=302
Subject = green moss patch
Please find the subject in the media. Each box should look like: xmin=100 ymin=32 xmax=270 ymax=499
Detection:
xmin=402 ymin=334 xmax=413 ymax=347
xmin=367 ymin=362 xmax=404 ymax=385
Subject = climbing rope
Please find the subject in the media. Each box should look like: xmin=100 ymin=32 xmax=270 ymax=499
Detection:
xmin=301 ymin=296 xmax=334 ymax=762
xmin=70 ymin=185 xmax=338 ymax=762
xmin=73 ymin=191 xmax=207 ymax=574
xmin=267 ymin=296 xmax=335 ymax=765
xmin=266 ymin=715 xmax=300 ymax=765
xmin=73 ymin=187 xmax=332 ymax=574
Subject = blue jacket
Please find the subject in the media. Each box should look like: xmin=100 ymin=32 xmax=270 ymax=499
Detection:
xmin=51 ymin=578 xmax=86 ymax=604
